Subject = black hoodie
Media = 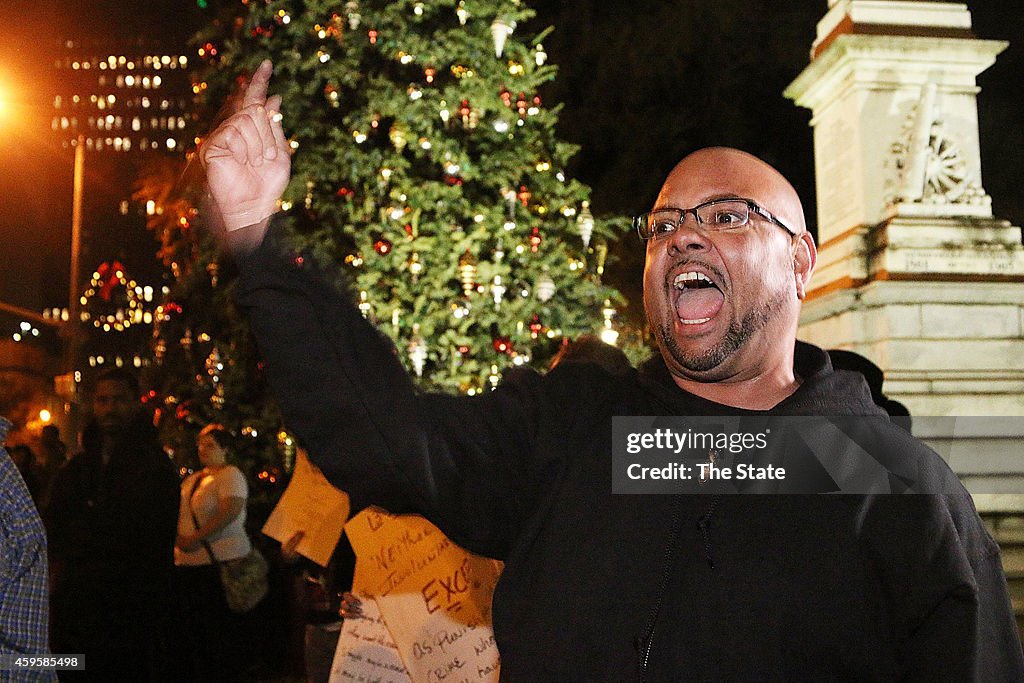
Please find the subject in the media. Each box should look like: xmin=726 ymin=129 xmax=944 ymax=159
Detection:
xmin=237 ymin=229 xmax=1024 ymax=681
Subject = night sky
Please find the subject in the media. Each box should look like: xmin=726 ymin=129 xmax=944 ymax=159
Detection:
xmin=0 ymin=0 xmax=1020 ymax=324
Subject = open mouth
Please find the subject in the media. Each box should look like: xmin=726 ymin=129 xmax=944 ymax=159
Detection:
xmin=672 ymin=270 xmax=725 ymax=325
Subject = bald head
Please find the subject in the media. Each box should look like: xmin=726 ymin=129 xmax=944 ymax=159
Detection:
xmin=641 ymin=147 xmax=818 ymax=407
xmin=656 ymin=147 xmax=807 ymax=235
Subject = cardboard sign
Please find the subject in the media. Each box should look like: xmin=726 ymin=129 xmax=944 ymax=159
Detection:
xmin=343 ymin=508 xmax=502 ymax=683
xmin=261 ymin=449 xmax=350 ymax=566
xmin=330 ymin=590 xmax=412 ymax=683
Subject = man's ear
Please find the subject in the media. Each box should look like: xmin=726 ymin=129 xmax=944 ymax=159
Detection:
xmin=792 ymin=232 xmax=816 ymax=300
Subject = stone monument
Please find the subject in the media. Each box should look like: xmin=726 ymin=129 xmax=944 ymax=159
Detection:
xmin=785 ymin=1 xmax=1024 ymax=495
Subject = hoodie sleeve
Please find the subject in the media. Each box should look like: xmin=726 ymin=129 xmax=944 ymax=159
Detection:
xmin=234 ymin=226 xmax=565 ymax=559
xmin=861 ymin=492 xmax=1024 ymax=681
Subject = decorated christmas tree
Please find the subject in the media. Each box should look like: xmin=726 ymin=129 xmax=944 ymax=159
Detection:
xmin=140 ymin=0 xmax=633 ymax=483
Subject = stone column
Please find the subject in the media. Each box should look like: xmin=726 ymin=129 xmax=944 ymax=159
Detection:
xmin=785 ymin=0 xmax=1024 ymax=498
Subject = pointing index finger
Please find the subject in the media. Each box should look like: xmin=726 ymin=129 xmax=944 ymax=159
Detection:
xmin=242 ymin=59 xmax=274 ymax=108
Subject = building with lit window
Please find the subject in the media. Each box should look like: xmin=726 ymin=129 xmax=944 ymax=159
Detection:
xmin=47 ymin=38 xmax=195 ymax=380
xmin=52 ymin=40 xmax=192 ymax=154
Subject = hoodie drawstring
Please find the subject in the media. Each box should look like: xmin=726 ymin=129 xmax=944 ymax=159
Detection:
xmin=696 ymin=495 xmax=722 ymax=570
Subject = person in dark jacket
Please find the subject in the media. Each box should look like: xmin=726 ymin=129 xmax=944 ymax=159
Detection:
xmin=45 ymin=369 xmax=180 ymax=681
xmin=201 ymin=62 xmax=1024 ymax=680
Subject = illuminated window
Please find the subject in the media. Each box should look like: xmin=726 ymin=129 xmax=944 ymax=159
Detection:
xmin=120 ymin=200 xmax=129 ymax=215
xmin=125 ymin=75 xmax=135 ymax=86
xmin=54 ymin=95 xmax=62 ymax=108
xmin=153 ymin=75 xmax=162 ymax=87
xmin=132 ymin=117 xmax=141 ymax=131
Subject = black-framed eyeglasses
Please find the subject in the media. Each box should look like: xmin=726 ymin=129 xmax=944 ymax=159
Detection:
xmin=633 ymin=197 xmax=796 ymax=241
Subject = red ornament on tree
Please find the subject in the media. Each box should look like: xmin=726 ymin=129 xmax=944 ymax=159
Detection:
xmin=492 ymin=336 xmax=513 ymax=355
xmin=515 ymin=92 xmax=528 ymax=117
xmin=374 ymin=237 xmax=393 ymax=255
xmin=529 ymin=227 xmax=542 ymax=253
xmin=517 ymin=185 xmax=531 ymax=206
xmin=529 ymin=314 xmax=544 ymax=337
xmin=336 ymin=186 xmax=354 ymax=199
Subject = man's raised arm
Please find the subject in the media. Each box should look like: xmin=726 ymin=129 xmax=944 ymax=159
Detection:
xmin=201 ymin=61 xmax=557 ymax=558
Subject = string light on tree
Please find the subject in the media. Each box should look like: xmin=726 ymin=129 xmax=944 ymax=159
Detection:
xmin=600 ymin=299 xmax=619 ymax=346
xmin=491 ymin=275 xmax=506 ymax=310
xmin=458 ymin=250 xmax=477 ymax=296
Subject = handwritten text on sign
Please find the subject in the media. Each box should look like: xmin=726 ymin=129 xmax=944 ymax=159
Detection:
xmin=344 ymin=508 xmax=502 ymax=683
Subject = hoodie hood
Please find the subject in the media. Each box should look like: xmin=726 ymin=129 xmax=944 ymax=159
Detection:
xmin=636 ymin=341 xmax=886 ymax=417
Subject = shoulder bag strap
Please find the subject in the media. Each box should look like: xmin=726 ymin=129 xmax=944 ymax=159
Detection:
xmin=186 ymin=473 xmax=221 ymax=567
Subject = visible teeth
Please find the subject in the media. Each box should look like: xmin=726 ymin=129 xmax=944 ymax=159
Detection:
xmin=673 ymin=271 xmax=713 ymax=288
xmin=680 ymin=317 xmax=711 ymax=325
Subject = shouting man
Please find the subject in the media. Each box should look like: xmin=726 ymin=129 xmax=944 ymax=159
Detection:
xmin=203 ymin=61 xmax=1023 ymax=680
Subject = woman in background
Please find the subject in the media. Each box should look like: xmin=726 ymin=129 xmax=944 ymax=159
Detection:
xmin=174 ymin=424 xmax=251 ymax=682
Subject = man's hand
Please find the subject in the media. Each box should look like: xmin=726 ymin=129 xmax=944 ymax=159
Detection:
xmin=201 ymin=59 xmax=291 ymax=254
